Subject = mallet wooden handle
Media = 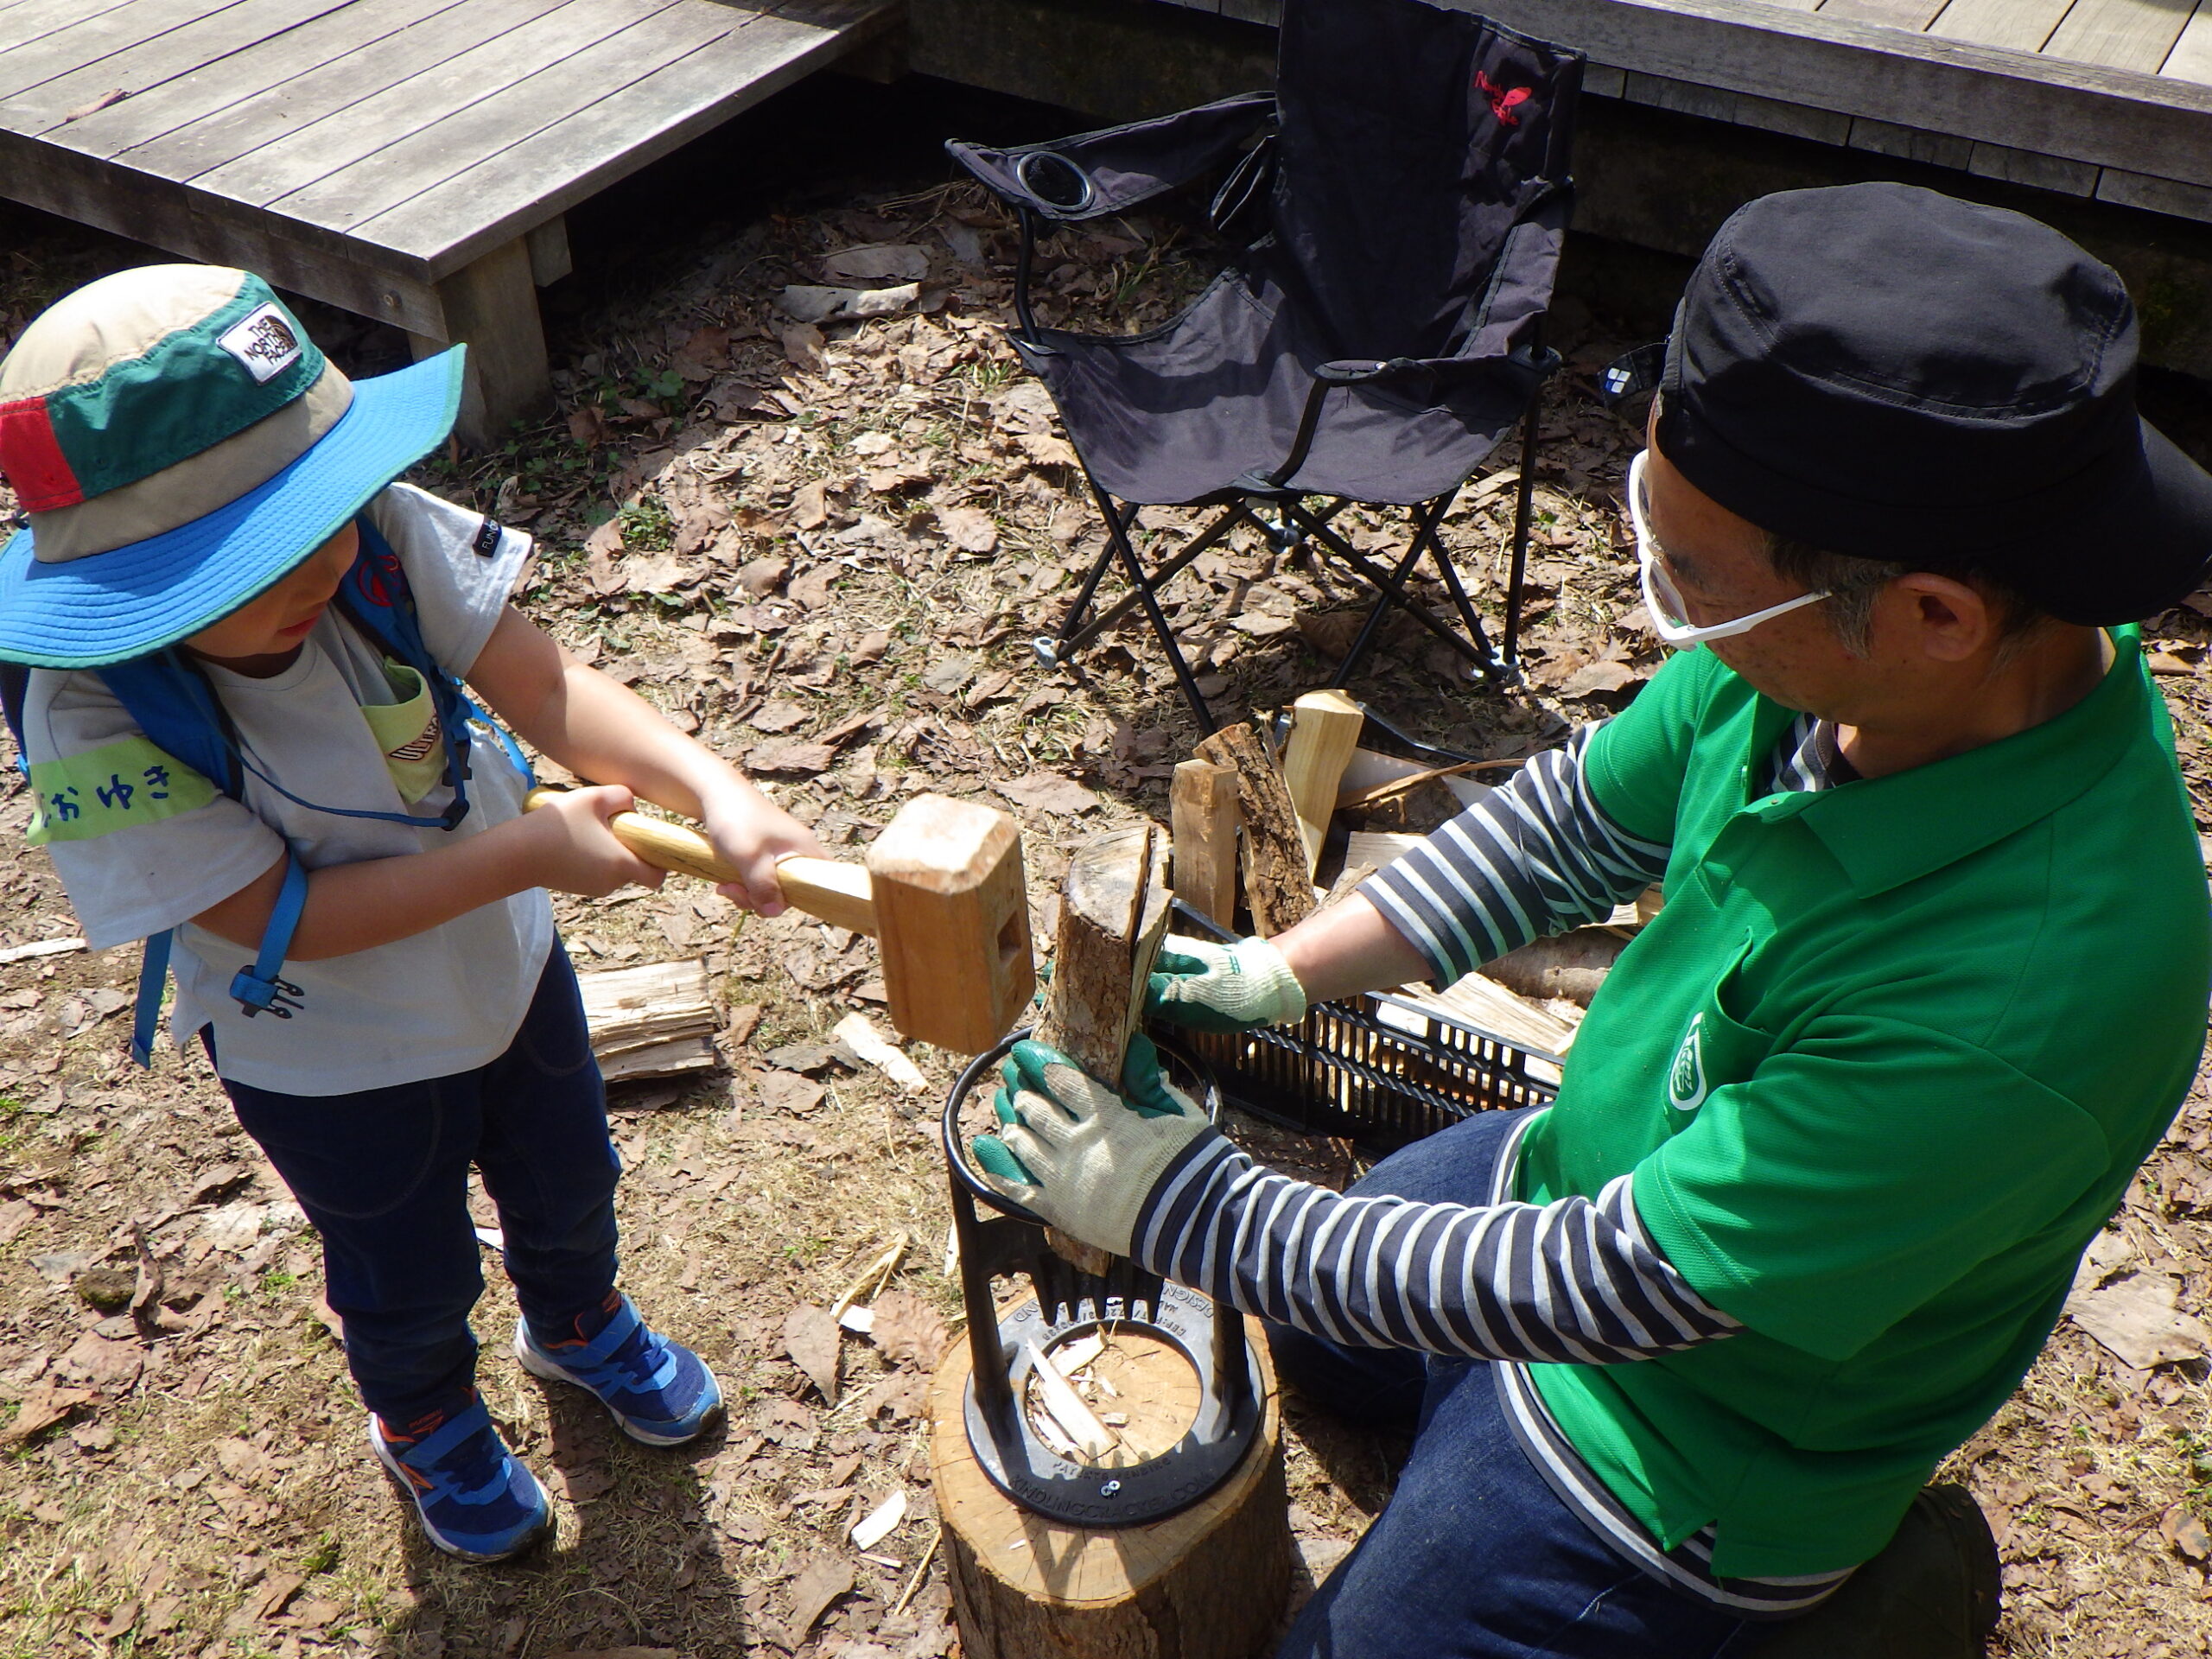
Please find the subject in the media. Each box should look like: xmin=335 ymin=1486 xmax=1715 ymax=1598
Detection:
xmin=524 ymin=787 xmax=876 ymax=934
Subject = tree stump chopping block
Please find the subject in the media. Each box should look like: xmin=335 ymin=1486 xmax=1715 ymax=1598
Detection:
xmin=929 ymin=1313 xmax=1293 ymax=1659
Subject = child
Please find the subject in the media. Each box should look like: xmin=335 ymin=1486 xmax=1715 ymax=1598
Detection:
xmin=0 ymin=266 xmax=823 ymax=1562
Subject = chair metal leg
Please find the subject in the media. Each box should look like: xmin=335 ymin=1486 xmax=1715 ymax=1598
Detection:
xmin=1093 ymin=480 xmax=1221 ymax=734
xmin=1327 ymin=498 xmax=1450 ymax=691
xmin=1052 ymin=504 xmax=1243 ymax=657
xmin=1293 ymin=500 xmax=1500 ymax=677
xmin=1503 ymin=371 xmax=1544 ymax=668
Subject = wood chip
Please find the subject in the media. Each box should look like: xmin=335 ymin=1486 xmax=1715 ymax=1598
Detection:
xmin=849 ymin=1488 xmax=908 ymax=1550
xmin=832 ymin=1013 xmax=926 ymax=1093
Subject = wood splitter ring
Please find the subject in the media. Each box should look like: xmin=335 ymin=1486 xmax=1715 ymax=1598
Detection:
xmin=940 ymin=1032 xmax=1266 ymax=1527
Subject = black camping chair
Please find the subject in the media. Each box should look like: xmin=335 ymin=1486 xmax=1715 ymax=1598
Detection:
xmin=946 ymin=0 xmax=1583 ymax=734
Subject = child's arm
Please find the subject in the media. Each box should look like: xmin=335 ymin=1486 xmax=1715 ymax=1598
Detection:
xmin=464 ymin=605 xmax=825 ymax=915
xmin=192 ymin=784 xmax=662 ymax=958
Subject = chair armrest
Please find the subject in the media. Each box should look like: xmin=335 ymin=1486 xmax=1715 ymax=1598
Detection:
xmin=945 ymin=92 xmax=1277 ymax=222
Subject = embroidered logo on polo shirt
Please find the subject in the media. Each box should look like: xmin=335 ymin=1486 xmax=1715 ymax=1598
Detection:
xmin=1668 ymin=1012 xmax=1710 ymax=1114
xmin=218 ymin=303 xmax=303 ymax=384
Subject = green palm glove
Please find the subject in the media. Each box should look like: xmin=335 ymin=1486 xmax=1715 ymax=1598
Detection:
xmin=969 ymin=1035 xmax=1213 ymax=1256
xmin=1144 ymin=933 xmax=1308 ymax=1033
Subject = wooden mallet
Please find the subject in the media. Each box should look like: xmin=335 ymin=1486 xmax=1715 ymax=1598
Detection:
xmin=524 ymin=788 xmax=1034 ymax=1054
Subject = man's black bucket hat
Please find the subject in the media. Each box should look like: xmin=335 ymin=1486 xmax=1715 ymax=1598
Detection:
xmin=1656 ymin=181 xmax=2212 ymax=625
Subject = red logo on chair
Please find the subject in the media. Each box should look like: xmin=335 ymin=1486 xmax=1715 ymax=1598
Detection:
xmin=1475 ymin=70 xmax=1534 ymax=127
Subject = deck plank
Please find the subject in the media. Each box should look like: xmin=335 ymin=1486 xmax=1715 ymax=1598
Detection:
xmin=0 ymin=0 xmax=145 ymax=64
xmin=2045 ymin=0 xmax=2196 ymax=67
xmin=52 ymin=0 xmax=467 ymax=156
xmin=113 ymin=0 xmax=572 ymax=176
xmin=274 ymin=0 xmax=743 ymax=233
xmin=1923 ymin=0 xmax=2074 ymax=48
xmin=5 ymin=0 xmax=362 ymax=133
xmin=191 ymin=0 xmax=683 ymax=206
xmin=2163 ymin=2 xmax=2212 ymax=77
xmin=1815 ymin=0 xmax=1948 ymax=33
xmin=360 ymin=0 xmax=897 ymax=268
xmin=0 ymin=1 xmax=257 ymax=105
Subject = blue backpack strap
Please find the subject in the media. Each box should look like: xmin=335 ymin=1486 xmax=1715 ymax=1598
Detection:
xmin=97 ymin=649 xmax=246 ymax=801
xmin=332 ymin=512 xmax=537 ymax=814
xmin=129 ymin=930 xmax=175 ymax=1068
xmin=227 ymin=853 xmax=308 ymax=1021
xmin=1 ymin=662 xmax=29 ymax=780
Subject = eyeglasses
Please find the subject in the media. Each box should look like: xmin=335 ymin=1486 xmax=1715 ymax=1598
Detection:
xmin=1626 ymin=451 xmax=1831 ymax=648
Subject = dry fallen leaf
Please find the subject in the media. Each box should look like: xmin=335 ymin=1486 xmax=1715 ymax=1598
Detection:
xmin=787 ymin=1554 xmax=855 ymax=1639
xmin=823 ymin=243 xmax=929 ymax=282
xmin=938 ymin=506 xmax=998 ymax=554
xmin=735 ymin=555 xmax=790 ymax=595
xmin=747 ymin=741 xmax=837 ymax=776
xmin=756 ymin=1071 xmax=826 ymax=1116
xmin=747 ymin=700 xmax=812 ymax=734
xmin=791 ymin=481 xmax=830 ymax=531
xmin=1554 ymin=658 xmax=1643 ymax=698
xmin=870 ymin=1288 xmax=950 ymax=1370
xmin=61 ymin=88 xmax=128 ymax=124
xmin=785 ymin=1304 xmax=842 ymax=1403
xmin=2064 ymin=1271 xmax=2212 ymax=1370
xmin=1 ymin=1381 xmax=92 ymax=1446
xmin=2159 ymin=1503 xmax=2212 ymax=1561
xmin=996 ymin=772 xmax=1102 ymax=816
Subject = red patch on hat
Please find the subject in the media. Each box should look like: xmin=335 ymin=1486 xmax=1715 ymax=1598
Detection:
xmin=0 ymin=397 xmax=81 ymax=512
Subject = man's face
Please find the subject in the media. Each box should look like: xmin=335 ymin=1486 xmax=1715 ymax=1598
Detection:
xmin=1636 ymin=428 xmax=1866 ymax=717
xmin=183 ymin=522 xmax=359 ymax=669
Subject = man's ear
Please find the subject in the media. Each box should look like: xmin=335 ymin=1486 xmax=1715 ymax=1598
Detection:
xmin=1885 ymin=573 xmax=1993 ymax=664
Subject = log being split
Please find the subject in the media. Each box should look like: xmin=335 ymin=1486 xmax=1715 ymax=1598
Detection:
xmin=1033 ymin=823 xmax=1173 ymax=1277
xmin=1193 ymin=723 xmax=1314 ymax=939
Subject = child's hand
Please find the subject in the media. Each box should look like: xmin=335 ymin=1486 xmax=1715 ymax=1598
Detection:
xmin=701 ymin=786 xmax=827 ymax=918
xmin=518 ymin=785 xmax=668 ymax=899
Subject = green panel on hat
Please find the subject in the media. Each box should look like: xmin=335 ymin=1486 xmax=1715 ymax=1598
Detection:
xmin=41 ymin=278 xmax=326 ymax=504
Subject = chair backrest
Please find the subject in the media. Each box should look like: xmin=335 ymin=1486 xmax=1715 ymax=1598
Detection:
xmin=1268 ymin=0 xmax=1582 ymax=362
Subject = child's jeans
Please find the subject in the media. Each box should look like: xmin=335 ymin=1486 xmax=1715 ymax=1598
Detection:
xmin=217 ymin=946 xmax=620 ymax=1427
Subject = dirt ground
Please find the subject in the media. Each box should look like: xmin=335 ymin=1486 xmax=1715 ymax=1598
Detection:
xmin=0 ymin=73 xmax=2208 ymax=1659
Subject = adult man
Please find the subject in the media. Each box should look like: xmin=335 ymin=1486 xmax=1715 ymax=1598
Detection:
xmin=973 ymin=182 xmax=2212 ymax=1656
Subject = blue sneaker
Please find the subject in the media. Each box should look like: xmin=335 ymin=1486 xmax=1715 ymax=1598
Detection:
xmin=515 ymin=1293 xmax=723 ymax=1446
xmin=367 ymin=1396 xmax=550 ymax=1562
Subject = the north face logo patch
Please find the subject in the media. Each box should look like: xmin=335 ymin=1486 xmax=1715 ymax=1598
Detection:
xmin=1668 ymin=1012 xmax=1709 ymax=1114
xmin=218 ymin=303 xmax=303 ymax=384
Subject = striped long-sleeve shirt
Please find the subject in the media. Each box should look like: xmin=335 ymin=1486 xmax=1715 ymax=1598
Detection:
xmin=1128 ymin=714 xmax=1860 ymax=1613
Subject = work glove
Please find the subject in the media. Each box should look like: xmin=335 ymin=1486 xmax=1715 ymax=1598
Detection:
xmin=969 ymin=1035 xmax=1214 ymax=1257
xmin=1143 ymin=933 xmax=1308 ymax=1033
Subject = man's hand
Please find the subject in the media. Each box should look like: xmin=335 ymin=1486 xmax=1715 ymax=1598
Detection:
xmin=514 ymin=784 xmax=667 ymax=898
xmin=969 ymin=1036 xmax=1214 ymax=1256
xmin=1144 ymin=933 xmax=1307 ymax=1033
xmin=699 ymin=784 xmax=826 ymax=918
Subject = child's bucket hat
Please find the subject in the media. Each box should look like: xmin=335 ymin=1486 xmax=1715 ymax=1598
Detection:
xmin=0 ymin=264 xmax=464 ymax=668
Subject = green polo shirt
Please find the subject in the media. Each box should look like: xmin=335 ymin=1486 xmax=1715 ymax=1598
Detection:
xmin=1515 ymin=629 xmax=2210 ymax=1578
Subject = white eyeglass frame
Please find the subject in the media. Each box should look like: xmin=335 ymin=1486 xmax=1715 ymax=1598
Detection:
xmin=1626 ymin=451 xmax=1831 ymax=647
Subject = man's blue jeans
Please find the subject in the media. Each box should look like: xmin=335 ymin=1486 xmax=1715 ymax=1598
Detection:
xmin=1270 ymin=1106 xmax=1767 ymax=1658
xmin=219 ymin=947 xmax=620 ymax=1426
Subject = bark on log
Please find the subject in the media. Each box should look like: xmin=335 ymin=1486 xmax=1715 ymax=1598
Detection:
xmin=1032 ymin=823 xmax=1173 ymax=1275
xmin=1193 ymin=723 xmax=1314 ymax=940
xmin=931 ymin=1314 xmax=1292 ymax=1659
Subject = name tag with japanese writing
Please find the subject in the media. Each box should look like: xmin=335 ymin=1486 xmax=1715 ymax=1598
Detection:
xmin=26 ymin=737 xmax=219 ymax=845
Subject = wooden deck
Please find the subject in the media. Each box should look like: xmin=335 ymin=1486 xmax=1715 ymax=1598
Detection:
xmin=1158 ymin=0 xmax=2212 ymax=226
xmin=0 ymin=0 xmax=900 ymax=442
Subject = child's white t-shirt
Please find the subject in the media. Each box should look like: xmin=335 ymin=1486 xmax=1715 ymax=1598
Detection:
xmin=20 ymin=483 xmax=554 ymax=1096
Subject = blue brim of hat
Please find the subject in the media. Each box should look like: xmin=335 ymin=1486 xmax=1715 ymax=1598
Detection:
xmin=0 ymin=346 xmax=466 ymax=670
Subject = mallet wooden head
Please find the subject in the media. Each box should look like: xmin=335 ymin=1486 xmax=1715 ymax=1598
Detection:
xmin=524 ymin=786 xmax=1033 ymax=1053
xmin=862 ymin=795 xmax=1034 ymax=1056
